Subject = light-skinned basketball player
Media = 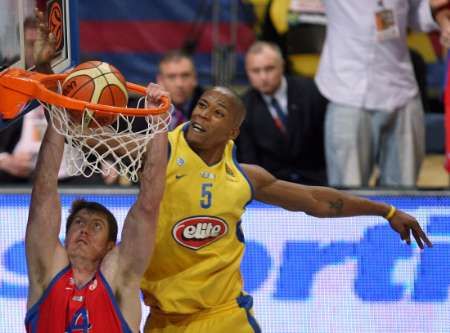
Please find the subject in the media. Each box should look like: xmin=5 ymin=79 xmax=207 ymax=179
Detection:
xmin=140 ymin=86 xmax=432 ymax=332
xmin=25 ymin=84 xmax=168 ymax=332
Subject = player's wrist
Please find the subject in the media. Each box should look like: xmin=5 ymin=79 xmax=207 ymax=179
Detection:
xmin=34 ymin=63 xmax=53 ymax=75
xmin=384 ymin=205 xmax=397 ymax=221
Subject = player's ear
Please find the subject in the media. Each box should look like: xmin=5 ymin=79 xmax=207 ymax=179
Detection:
xmin=106 ymin=241 xmax=115 ymax=252
xmin=229 ymin=127 xmax=240 ymax=140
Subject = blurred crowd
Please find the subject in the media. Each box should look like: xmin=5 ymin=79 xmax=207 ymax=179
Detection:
xmin=1 ymin=0 xmax=449 ymax=189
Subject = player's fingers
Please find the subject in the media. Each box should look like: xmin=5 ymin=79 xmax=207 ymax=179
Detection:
xmin=146 ymin=82 xmax=160 ymax=91
xmin=400 ymin=230 xmax=411 ymax=245
xmin=35 ymin=8 xmax=44 ymax=21
xmin=48 ymin=32 xmax=56 ymax=45
xmin=412 ymin=224 xmax=433 ymax=248
xmin=38 ymin=22 xmax=50 ymax=35
xmin=411 ymin=229 xmax=424 ymax=249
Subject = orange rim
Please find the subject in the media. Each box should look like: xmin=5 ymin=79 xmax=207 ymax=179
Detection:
xmin=0 ymin=68 xmax=170 ymax=119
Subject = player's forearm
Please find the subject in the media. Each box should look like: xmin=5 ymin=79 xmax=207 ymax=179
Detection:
xmin=32 ymin=125 xmax=64 ymax=192
xmin=118 ymin=133 xmax=167 ymax=276
xmin=27 ymin=125 xmax=64 ymax=250
xmin=305 ymin=187 xmax=390 ymax=219
xmin=136 ymin=133 xmax=168 ymax=207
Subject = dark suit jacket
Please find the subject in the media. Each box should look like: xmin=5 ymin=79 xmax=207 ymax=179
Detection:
xmin=237 ymin=76 xmax=328 ymax=185
xmin=182 ymin=85 xmax=205 ymax=119
xmin=0 ymin=118 xmax=26 ymax=183
xmin=0 ymin=117 xmax=104 ymax=185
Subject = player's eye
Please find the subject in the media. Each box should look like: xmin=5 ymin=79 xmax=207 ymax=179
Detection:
xmin=74 ymin=219 xmax=85 ymax=227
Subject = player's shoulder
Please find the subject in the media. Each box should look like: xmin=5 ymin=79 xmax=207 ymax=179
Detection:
xmin=241 ymin=163 xmax=278 ymax=190
xmin=99 ymin=246 xmax=122 ymax=290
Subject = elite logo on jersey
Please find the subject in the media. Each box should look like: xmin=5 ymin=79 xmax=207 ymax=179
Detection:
xmin=172 ymin=216 xmax=228 ymax=250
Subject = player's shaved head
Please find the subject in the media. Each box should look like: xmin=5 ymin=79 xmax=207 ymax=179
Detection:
xmin=209 ymin=86 xmax=246 ymax=127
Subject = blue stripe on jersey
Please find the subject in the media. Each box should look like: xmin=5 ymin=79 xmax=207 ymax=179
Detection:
xmin=236 ymin=221 xmax=245 ymax=243
xmin=25 ymin=265 xmax=71 ymax=332
xmin=232 ymin=144 xmax=254 ymax=207
xmin=236 ymin=293 xmax=262 ymax=333
xmin=98 ymin=271 xmax=133 ymax=333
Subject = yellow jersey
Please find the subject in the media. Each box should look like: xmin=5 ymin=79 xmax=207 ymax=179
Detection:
xmin=141 ymin=123 xmax=253 ymax=315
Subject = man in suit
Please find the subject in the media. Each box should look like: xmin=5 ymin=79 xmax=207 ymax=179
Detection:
xmin=237 ymin=41 xmax=327 ymax=185
xmin=156 ymin=50 xmax=204 ymax=129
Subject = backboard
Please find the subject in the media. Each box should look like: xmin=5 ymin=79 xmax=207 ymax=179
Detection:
xmin=0 ymin=0 xmax=78 ymax=73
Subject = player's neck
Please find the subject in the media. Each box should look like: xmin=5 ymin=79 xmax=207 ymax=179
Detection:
xmin=70 ymin=257 xmax=99 ymax=288
xmin=193 ymin=145 xmax=226 ymax=166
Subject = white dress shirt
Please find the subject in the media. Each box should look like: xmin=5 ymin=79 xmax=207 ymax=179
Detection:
xmin=13 ymin=107 xmax=80 ymax=179
xmin=262 ymin=76 xmax=289 ymax=117
xmin=315 ymin=0 xmax=438 ymax=111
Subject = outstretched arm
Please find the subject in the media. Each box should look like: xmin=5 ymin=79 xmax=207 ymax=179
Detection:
xmin=25 ymin=10 xmax=65 ymax=308
xmin=25 ymin=121 xmax=67 ymax=304
xmin=243 ymin=164 xmax=432 ymax=249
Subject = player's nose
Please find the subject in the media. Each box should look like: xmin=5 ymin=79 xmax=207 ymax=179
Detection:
xmin=198 ymin=107 xmax=211 ymax=119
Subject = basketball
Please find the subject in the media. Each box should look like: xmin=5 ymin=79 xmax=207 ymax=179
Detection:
xmin=62 ymin=61 xmax=128 ymax=127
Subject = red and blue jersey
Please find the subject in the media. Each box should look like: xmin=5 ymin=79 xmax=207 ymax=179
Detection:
xmin=25 ymin=266 xmax=132 ymax=333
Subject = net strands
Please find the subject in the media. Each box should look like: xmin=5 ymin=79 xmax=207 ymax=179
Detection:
xmin=43 ymin=83 xmax=171 ymax=182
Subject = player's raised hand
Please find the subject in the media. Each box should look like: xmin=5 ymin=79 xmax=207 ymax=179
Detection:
xmin=387 ymin=210 xmax=433 ymax=249
xmin=146 ymin=83 xmax=170 ymax=108
xmin=33 ymin=9 xmax=56 ymax=69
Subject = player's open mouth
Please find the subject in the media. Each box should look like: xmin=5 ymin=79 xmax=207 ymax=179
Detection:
xmin=191 ymin=123 xmax=206 ymax=133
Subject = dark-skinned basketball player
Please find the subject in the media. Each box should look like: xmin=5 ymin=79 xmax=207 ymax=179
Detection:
xmin=29 ymin=9 xmax=432 ymax=333
xmin=140 ymin=86 xmax=432 ymax=332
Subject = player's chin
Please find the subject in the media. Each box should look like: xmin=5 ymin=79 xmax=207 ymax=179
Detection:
xmin=186 ymin=130 xmax=209 ymax=148
xmin=67 ymin=241 xmax=89 ymax=252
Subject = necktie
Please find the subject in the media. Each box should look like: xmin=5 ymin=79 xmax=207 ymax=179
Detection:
xmin=270 ymin=97 xmax=287 ymax=132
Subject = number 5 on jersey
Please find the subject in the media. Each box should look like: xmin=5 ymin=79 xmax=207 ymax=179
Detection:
xmin=200 ymin=183 xmax=213 ymax=208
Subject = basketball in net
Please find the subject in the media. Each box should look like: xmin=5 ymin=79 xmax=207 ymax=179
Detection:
xmin=0 ymin=66 xmax=172 ymax=182
xmin=62 ymin=61 xmax=128 ymax=128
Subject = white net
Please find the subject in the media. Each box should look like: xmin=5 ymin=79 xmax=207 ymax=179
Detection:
xmin=40 ymin=96 xmax=171 ymax=182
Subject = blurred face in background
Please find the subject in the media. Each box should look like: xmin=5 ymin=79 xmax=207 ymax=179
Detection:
xmin=245 ymin=45 xmax=284 ymax=96
xmin=157 ymin=57 xmax=198 ymax=106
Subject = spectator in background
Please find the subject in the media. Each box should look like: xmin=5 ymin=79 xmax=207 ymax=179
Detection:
xmin=156 ymin=50 xmax=204 ymax=129
xmin=0 ymin=119 xmax=32 ymax=183
xmin=316 ymin=0 xmax=450 ymax=188
xmin=237 ymin=41 xmax=327 ymax=185
xmin=0 ymin=16 xmax=38 ymax=183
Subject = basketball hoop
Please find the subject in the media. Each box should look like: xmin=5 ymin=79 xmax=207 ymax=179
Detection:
xmin=0 ymin=68 xmax=172 ymax=182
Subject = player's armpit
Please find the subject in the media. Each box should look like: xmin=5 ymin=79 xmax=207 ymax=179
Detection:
xmin=241 ymin=163 xmax=319 ymax=214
